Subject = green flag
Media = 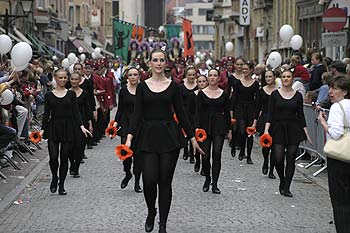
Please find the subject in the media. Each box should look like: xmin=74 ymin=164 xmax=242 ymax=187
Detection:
xmin=164 ymin=24 xmax=181 ymax=41
xmin=113 ymin=19 xmax=133 ymax=62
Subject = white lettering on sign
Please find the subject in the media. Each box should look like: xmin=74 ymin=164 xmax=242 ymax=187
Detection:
xmin=321 ymin=32 xmax=348 ymax=47
xmin=240 ymin=0 xmax=250 ymax=26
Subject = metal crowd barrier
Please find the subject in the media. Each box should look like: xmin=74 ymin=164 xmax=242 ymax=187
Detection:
xmin=296 ymin=104 xmax=329 ymax=177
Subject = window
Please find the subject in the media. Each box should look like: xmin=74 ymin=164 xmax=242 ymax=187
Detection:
xmin=198 ymin=9 xmax=207 ymax=16
xmin=37 ymin=0 xmax=45 ymax=9
xmin=186 ymin=9 xmax=193 ymax=16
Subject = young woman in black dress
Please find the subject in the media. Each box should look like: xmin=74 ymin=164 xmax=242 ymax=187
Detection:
xmin=196 ymin=69 xmax=231 ymax=194
xmin=188 ymin=75 xmax=208 ymax=173
xmin=264 ymin=70 xmax=312 ymax=197
xmin=41 ymin=69 xmax=91 ymax=195
xmin=252 ymin=70 xmax=277 ymax=179
xmin=179 ymin=65 xmax=198 ymax=163
xmin=125 ymin=50 xmax=204 ymax=233
xmin=113 ymin=67 xmax=142 ymax=193
xmin=232 ymin=62 xmax=259 ymax=164
xmin=69 ymin=72 xmax=93 ymax=178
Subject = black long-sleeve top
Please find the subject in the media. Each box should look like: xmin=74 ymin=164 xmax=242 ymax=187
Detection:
xmin=195 ymin=90 xmax=231 ymax=136
xmin=128 ymin=81 xmax=194 ymax=153
xmin=231 ymin=80 xmax=259 ymax=120
xmin=254 ymin=88 xmax=271 ymax=120
xmin=114 ymin=86 xmax=135 ymax=136
xmin=41 ymin=90 xmax=83 ymax=141
xmin=80 ymin=78 xmax=96 ymax=112
xmin=77 ymin=90 xmax=92 ymax=125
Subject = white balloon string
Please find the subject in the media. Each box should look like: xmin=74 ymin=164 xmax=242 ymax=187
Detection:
xmin=9 ymin=69 xmax=16 ymax=79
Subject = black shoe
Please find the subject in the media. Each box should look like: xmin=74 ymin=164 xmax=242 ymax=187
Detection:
xmin=203 ymin=177 xmax=211 ymax=192
xmin=58 ymin=184 xmax=67 ymax=195
xmin=212 ymin=185 xmax=221 ymax=194
xmin=238 ymin=153 xmax=244 ymax=161
xmin=279 ymin=180 xmax=285 ymax=195
xmin=134 ymin=184 xmax=143 ymax=193
xmin=200 ymin=170 xmax=205 ymax=176
xmin=268 ymin=173 xmax=276 ymax=179
xmin=145 ymin=209 xmax=157 ymax=232
xmin=50 ymin=178 xmax=58 ymax=193
xmin=80 ymin=159 xmax=85 ymax=164
xmin=87 ymin=145 xmax=93 ymax=149
xmin=194 ymin=161 xmax=200 ymax=173
xmin=183 ymin=153 xmax=188 ymax=160
xmin=247 ymin=157 xmax=253 ymax=164
xmin=283 ymin=190 xmax=293 ymax=197
xmin=121 ymin=173 xmax=132 ymax=189
xmin=92 ymin=142 xmax=98 ymax=146
xmin=189 ymin=157 xmax=195 ymax=164
xmin=262 ymin=167 xmax=268 ymax=175
xmin=231 ymin=146 xmax=236 ymax=157
xmin=159 ymin=223 xmax=167 ymax=233
xmin=83 ymin=155 xmax=88 ymax=159
xmin=73 ymin=172 xmax=80 ymax=178
xmin=69 ymin=169 xmax=74 ymax=176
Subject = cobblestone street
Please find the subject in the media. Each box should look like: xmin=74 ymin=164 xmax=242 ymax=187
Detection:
xmin=0 ymin=136 xmax=335 ymax=233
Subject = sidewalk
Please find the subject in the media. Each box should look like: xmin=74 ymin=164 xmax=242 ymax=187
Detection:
xmin=0 ymin=135 xmax=336 ymax=233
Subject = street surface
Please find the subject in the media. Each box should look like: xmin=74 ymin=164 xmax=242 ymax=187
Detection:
xmin=0 ymin=136 xmax=335 ymax=233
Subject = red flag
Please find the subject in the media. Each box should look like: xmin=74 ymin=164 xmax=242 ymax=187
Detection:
xmin=132 ymin=25 xmax=144 ymax=42
xmin=182 ymin=18 xmax=194 ymax=57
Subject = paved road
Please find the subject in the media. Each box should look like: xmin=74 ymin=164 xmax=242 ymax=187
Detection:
xmin=0 ymin=135 xmax=335 ymax=233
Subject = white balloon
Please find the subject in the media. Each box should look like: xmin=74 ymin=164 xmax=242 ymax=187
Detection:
xmin=11 ymin=42 xmax=32 ymax=67
xmin=80 ymin=54 xmax=86 ymax=62
xmin=225 ymin=42 xmax=234 ymax=52
xmin=195 ymin=57 xmax=201 ymax=65
xmin=0 ymin=35 xmax=12 ymax=55
xmin=279 ymin=24 xmax=294 ymax=42
xmin=78 ymin=47 xmax=84 ymax=53
xmin=290 ymin=35 xmax=303 ymax=50
xmin=61 ymin=58 xmax=69 ymax=69
xmin=69 ymin=64 xmax=74 ymax=74
xmin=91 ymin=52 xmax=97 ymax=59
xmin=196 ymin=51 xmax=201 ymax=57
xmin=74 ymin=57 xmax=79 ymax=64
xmin=52 ymin=55 xmax=58 ymax=60
xmin=94 ymin=47 xmax=101 ymax=55
xmin=206 ymin=59 xmax=212 ymax=67
xmin=10 ymin=60 xmax=28 ymax=71
xmin=268 ymin=51 xmax=282 ymax=69
xmin=200 ymin=54 xmax=205 ymax=60
xmin=0 ymin=89 xmax=14 ymax=105
xmin=67 ymin=53 xmax=77 ymax=65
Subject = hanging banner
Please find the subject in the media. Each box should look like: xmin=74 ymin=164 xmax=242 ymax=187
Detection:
xmin=164 ymin=24 xmax=181 ymax=41
xmin=182 ymin=18 xmax=194 ymax=57
xmin=91 ymin=9 xmax=101 ymax=27
xmin=113 ymin=19 xmax=133 ymax=62
xmin=239 ymin=0 xmax=250 ymax=26
xmin=132 ymin=25 xmax=144 ymax=42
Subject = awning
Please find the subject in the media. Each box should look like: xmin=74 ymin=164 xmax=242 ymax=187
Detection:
xmin=0 ymin=26 xmax=28 ymax=44
xmin=26 ymin=34 xmax=53 ymax=56
xmin=47 ymin=46 xmax=65 ymax=57
xmin=72 ymin=39 xmax=93 ymax=53
xmin=91 ymin=39 xmax=104 ymax=48
xmin=13 ymin=27 xmax=33 ymax=45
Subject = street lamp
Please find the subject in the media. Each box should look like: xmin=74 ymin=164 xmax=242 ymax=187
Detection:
xmin=0 ymin=0 xmax=33 ymax=34
xmin=21 ymin=1 xmax=33 ymax=14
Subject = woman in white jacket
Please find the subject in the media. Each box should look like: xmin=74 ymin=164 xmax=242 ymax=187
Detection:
xmin=318 ymin=74 xmax=350 ymax=233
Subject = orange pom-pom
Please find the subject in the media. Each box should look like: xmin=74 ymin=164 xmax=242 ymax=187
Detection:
xmin=195 ymin=129 xmax=207 ymax=142
xmin=246 ymin=127 xmax=256 ymax=136
xmin=29 ymin=132 xmax=41 ymax=144
xmin=260 ymin=134 xmax=273 ymax=147
xmin=173 ymin=113 xmax=179 ymax=124
xmin=115 ymin=144 xmax=133 ymax=160
xmin=231 ymin=118 xmax=236 ymax=125
xmin=109 ymin=120 xmax=116 ymax=127
xmin=105 ymin=126 xmax=118 ymax=139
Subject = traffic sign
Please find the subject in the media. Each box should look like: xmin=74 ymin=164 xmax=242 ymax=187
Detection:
xmin=321 ymin=32 xmax=348 ymax=47
xmin=322 ymin=7 xmax=347 ymax=32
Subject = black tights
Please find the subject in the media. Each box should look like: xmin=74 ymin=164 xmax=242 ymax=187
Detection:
xmin=262 ymin=147 xmax=274 ymax=174
xmin=272 ymin=144 xmax=299 ymax=191
xmin=201 ymin=135 xmax=225 ymax=185
xmin=142 ymin=149 xmax=179 ymax=224
xmin=121 ymin=137 xmax=141 ymax=182
xmin=48 ymin=140 xmax=72 ymax=185
xmin=237 ymin=119 xmax=253 ymax=158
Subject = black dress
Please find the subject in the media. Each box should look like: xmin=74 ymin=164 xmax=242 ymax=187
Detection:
xmin=114 ymin=86 xmax=135 ymax=137
xmin=266 ymin=90 xmax=306 ymax=145
xmin=77 ymin=90 xmax=92 ymax=127
xmin=195 ymin=91 xmax=231 ymax=136
xmin=129 ymin=81 xmax=194 ymax=153
xmin=232 ymin=80 xmax=259 ymax=121
xmin=255 ymin=88 xmax=271 ymax=133
xmin=179 ymin=84 xmax=198 ymax=130
xmin=42 ymin=90 xmax=82 ymax=141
